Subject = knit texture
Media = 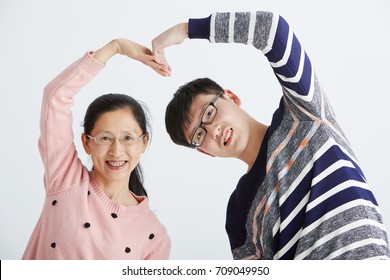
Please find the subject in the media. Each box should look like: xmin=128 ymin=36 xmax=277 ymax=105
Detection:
xmin=22 ymin=53 xmax=171 ymax=260
xmin=189 ymin=11 xmax=390 ymax=260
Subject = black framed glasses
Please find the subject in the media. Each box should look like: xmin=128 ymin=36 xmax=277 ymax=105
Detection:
xmin=190 ymin=92 xmax=222 ymax=148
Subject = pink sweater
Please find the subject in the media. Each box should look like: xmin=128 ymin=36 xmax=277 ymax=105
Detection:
xmin=22 ymin=52 xmax=171 ymax=260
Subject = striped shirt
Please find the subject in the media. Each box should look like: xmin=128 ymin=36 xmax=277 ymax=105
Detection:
xmin=188 ymin=11 xmax=390 ymax=259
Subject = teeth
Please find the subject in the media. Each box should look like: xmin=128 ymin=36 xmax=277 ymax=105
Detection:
xmin=224 ymin=128 xmax=232 ymax=144
xmin=107 ymin=161 xmax=125 ymax=167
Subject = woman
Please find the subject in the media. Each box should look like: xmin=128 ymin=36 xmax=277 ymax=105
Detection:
xmin=22 ymin=39 xmax=171 ymax=259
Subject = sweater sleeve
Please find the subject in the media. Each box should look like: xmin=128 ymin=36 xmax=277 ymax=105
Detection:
xmin=188 ymin=11 xmax=326 ymax=119
xmin=39 ymin=52 xmax=105 ymax=194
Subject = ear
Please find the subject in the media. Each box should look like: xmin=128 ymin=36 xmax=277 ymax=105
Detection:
xmin=141 ymin=133 xmax=150 ymax=153
xmin=223 ymin=89 xmax=241 ymax=106
xmin=81 ymin=134 xmax=91 ymax=155
xmin=196 ymin=148 xmax=215 ymax=157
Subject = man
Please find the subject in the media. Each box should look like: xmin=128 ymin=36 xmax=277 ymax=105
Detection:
xmin=152 ymin=11 xmax=390 ymax=259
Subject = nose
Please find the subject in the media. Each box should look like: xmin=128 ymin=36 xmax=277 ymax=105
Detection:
xmin=206 ymin=123 xmax=222 ymax=140
xmin=109 ymin=139 xmax=125 ymax=157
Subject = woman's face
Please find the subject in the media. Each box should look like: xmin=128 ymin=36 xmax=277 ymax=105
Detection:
xmin=82 ymin=109 xmax=148 ymax=188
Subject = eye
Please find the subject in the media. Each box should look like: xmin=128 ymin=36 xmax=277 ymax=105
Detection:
xmin=99 ymin=135 xmax=114 ymax=143
xmin=123 ymin=135 xmax=134 ymax=141
xmin=196 ymin=130 xmax=204 ymax=141
xmin=191 ymin=129 xmax=205 ymax=147
xmin=191 ymin=128 xmax=205 ymax=146
xmin=123 ymin=134 xmax=135 ymax=143
xmin=206 ymin=108 xmax=214 ymax=119
xmin=203 ymin=106 xmax=216 ymax=123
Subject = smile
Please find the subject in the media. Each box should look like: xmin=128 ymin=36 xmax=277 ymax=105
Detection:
xmin=224 ymin=128 xmax=233 ymax=146
xmin=106 ymin=161 xmax=127 ymax=169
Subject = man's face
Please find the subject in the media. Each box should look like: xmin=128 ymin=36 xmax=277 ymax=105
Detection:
xmin=185 ymin=90 xmax=250 ymax=158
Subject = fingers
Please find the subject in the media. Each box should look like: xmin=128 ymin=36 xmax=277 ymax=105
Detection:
xmin=115 ymin=38 xmax=172 ymax=77
xmin=143 ymin=54 xmax=171 ymax=77
xmin=152 ymin=62 xmax=171 ymax=77
xmin=149 ymin=63 xmax=171 ymax=77
xmin=152 ymin=50 xmax=172 ymax=76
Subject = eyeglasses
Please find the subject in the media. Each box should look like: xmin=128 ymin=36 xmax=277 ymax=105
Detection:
xmin=87 ymin=132 xmax=145 ymax=146
xmin=190 ymin=92 xmax=222 ymax=148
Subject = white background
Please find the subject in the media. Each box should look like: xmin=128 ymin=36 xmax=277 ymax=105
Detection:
xmin=0 ymin=0 xmax=389 ymax=260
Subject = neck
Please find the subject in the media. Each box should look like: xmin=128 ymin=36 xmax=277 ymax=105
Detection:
xmin=94 ymin=175 xmax=139 ymax=206
xmin=239 ymin=120 xmax=268 ymax=172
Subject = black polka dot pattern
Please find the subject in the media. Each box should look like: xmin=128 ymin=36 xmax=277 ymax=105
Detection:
xmin=46 ymin=203 xmax=158 ymax=255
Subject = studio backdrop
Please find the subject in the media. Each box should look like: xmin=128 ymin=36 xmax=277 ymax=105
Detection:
xmin=0 ymin=0 xmax=389 ymax=259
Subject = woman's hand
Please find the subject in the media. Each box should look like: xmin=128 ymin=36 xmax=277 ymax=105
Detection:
xmin=93 ymin=39 xmax=170 ymax=77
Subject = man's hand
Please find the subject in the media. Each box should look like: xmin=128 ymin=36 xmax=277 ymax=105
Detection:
xmin=152 ymin=22 xmax=189 ymax=76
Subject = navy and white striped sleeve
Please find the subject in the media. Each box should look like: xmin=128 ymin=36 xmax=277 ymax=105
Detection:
xmin=188 ymin=11 xmax=318 ymax=108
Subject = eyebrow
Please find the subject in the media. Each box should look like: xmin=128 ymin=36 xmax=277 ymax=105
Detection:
xmin=185 ymin=112 xmax=197 ymax=141
xmin=121 ymin=130 xmax=138 ymax=134
xmin=186 ymin=103 xmax=210 ymax=142
xmin=94 ymin=130 xmax=113 ymax=135
xmin=95 ymin=130 xmax=139 ymax=135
